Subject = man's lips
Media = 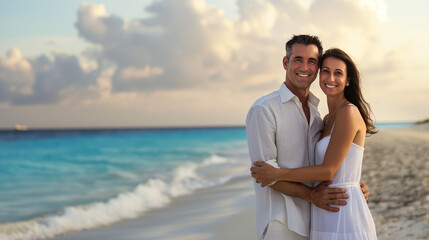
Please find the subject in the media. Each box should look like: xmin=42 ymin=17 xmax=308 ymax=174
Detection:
xmin=297 ymin=73 xmax=310 ymax=77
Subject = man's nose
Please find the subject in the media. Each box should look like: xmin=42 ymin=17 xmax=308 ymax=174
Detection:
xmin=300 ymin=62 xmax=308 ymax=70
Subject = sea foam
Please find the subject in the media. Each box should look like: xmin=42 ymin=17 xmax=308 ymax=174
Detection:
xmin=0 ymin=155 xmax=245 ymax=240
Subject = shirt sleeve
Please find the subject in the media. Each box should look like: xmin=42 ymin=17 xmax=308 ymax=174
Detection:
xmin=246 ymin=104 xmax=279 ymax=168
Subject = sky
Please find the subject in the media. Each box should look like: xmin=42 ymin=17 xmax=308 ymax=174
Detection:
xmin=0 ymin=0 xmax=428 ymax=129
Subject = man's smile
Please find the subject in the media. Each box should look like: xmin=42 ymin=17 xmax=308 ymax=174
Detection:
xmin=297 ymin=73 xmax=310 ymax=77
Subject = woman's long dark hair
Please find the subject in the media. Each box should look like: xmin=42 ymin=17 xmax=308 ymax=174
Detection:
xmin=321 ymin=48 xmax=377 ymax=135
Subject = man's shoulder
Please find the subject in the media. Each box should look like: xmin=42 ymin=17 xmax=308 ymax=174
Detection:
xmin=246 ymin=91 xmax=280 ymax=125
xmin=251 ymin=90 xmax=281 ymax=108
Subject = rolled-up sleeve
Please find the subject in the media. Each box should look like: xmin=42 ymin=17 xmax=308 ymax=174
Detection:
xmin=246 ymin=104 xmax=279 ymax=168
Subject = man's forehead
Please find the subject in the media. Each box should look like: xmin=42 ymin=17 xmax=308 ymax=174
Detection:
xmin=291 ymin=44 xmax=319 ymax=57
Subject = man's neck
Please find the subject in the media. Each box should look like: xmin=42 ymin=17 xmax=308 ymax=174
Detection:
xmin=284 ymin=81 xmax=311 ymax=123
xmin=284 ymin=81 xmax=309 ymax=105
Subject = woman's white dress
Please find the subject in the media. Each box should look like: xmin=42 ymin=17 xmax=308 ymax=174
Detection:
xmin=311 ymin=132 xmax=378 ymax=239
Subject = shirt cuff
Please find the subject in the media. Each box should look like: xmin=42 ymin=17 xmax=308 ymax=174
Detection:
xmin=265 ymin=159 xmax=280 ymax=168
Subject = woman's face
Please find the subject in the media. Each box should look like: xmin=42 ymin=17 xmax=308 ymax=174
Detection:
xmin=319 ymin=57 xmax=348 ymax=97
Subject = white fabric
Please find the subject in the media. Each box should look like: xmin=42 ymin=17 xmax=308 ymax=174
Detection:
xmin=246 ymin=83 xmax=324 ymax=239
xmin=311 ymin=135 xmax=377 ymax=240
xmin=262 ymin=220 xmax=310 ymax=240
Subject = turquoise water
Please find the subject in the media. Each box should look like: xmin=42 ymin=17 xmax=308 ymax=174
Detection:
xmin=374 ymin=122 xmax=415 ymax=129
xmin=0 ymin=123 xmax=414 ymax=239
xmin=0 ymin=127 xmax=249 ymax=239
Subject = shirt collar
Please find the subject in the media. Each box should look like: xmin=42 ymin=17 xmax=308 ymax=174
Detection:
xmin=279 ymin=82 xmax=320 ymax=107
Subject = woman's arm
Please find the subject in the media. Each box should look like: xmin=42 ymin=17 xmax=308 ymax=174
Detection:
xmin=252 ymin=105 xmax=362 ymax=186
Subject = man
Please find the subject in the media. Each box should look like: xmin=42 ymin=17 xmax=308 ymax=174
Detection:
xmin=246 ymin=35 xmax=369 ymax=240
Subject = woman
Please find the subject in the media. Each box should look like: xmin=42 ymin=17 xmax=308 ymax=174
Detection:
xmin=252 ymin=48 xmax=377 ymax=239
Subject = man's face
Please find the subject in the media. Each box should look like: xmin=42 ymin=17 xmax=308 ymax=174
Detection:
xmin=283 ymin=44 xmax=319 ymax=91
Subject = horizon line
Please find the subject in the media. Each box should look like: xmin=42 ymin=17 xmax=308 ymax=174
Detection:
xmin=0 ymin=122 xmax=419 ymax=132
xmin=0 ymin=124 xmax=247 ymax=132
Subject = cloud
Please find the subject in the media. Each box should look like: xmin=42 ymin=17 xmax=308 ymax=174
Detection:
xmin=119 ymin=66 xmax=164 ymax=81
xmin=71 ymin=0 xmax=399 ymax=92
xmin=75 ymin=2 xmax=110 ymax=43
xmin=2 ymin=0 xmax=393 ymax=100
xmin=0 ymin=0 xmax=427 ymax=124
xmin=74 ymin=0 xmax=248 ymax=92
xmin=0 ymin=48 xmax=101 ymax=105
xmin=0 ymin=48 xmax=34 ymax=102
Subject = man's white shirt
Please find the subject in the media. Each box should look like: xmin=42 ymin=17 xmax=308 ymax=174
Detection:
xmin=246 ymin=83 xmax=323 ymax=238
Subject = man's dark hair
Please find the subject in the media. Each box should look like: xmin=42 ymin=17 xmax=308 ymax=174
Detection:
xmin=285 ymin=35 xmax=323 ymax=62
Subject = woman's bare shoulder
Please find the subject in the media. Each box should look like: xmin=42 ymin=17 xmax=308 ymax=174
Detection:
xmin=337 ymin=104 xmax=359 ymax=117
xmin=337 ymin=103 xmax=365 ymax=128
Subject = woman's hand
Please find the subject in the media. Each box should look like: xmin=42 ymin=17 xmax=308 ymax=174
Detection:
xmin=250 ymin=162 xmax=280 ymax=187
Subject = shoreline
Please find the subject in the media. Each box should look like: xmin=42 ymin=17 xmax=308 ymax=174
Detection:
xmin=53 ymin=176 xmax=257 ymax=240
xmin=11 ymin=123 xmax=429 ymax=240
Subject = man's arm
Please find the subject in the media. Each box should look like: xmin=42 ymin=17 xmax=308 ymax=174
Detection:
xmin=360 ymin=182 xmax=370 ymax=202
xmin=246 ymin=104 xmax=278 ymax=167
xmin=270 ymin=181 xmax=347 ymax=212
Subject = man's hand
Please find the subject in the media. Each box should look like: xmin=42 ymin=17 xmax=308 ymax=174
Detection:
xmin=310 ymin=181 xmax=348 ymax=212
xmin=360 ymin=182 xmax=370 ymax=202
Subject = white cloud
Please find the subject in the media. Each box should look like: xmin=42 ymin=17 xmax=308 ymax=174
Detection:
xmin=237 ymin=0 xmax=277 ymax=36
xmin=0 ymin=48 xmax=34 ymax=101
xmin=0 ymin=0 xmax=427 ymax=126
xmin=0 ymin=49 xmax=102 ymax=105
xmin=75 ymin=2 xmax=109 ymax=43
xmin=119 ymin=66 xmax=164 ymax=81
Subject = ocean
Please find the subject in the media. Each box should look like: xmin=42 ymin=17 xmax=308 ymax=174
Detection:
xmin=0 ymin=123 xmax=414 ymax=240
xmin=0 ymin=127 xmax=249 ymax=240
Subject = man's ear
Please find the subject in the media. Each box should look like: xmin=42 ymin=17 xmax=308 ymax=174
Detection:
xmin=283 ymin=56 xmax=288 ymax=70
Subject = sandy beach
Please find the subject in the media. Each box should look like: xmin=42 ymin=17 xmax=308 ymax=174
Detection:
xmin=53 ymin=124 xmax=429 ymax=240
xmin=361 ymin=123 xmax=429 ymax=240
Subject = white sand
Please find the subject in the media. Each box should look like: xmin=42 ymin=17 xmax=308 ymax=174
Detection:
xmin=361 ymin=124 xmax=429 ymax=239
